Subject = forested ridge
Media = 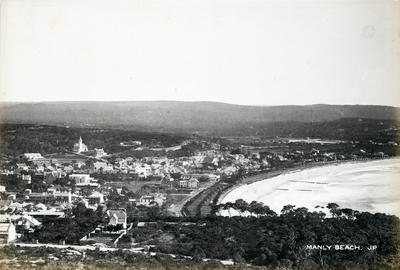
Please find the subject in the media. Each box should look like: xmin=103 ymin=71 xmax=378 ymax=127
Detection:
xmin=129 ymin=203 xmax=400 ymax=269
xmin=2 ymin=101 xmax=399 ymax=135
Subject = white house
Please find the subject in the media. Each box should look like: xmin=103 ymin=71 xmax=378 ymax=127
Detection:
xmin=188 ymin=178 xmax=199 ymax=188
xmin=22 ymin=210 xmax=65 ymax=221
xmin=88 ymin=191 xmax=105 ymax=205
xmin=93 ymin=162 xmax=113 ymax=173
xmin=0 ymin=221 xmax=17 ymax=244
xmin=23 ymin=153 xmax=44 ymax=161
xmin=135 ymin=164 xmax=152 ymax=179
xmin=94 ymin=148 xmax=107 ymax=158
xmin=69 ymin=174 xmax=99 ymax=187
xmin=14 ymin=215 xmax=42 ymax=231
xmin=106 ymin=209 xmax=127 ymax=229
xmin=16 ymin=163 xmax=29 ymax=171
xmin=138 ymin=195 xmax=156 ymax=206
xmin=21 ymin=174 xmax=32 ymax=182
xmin=179 ymin=180 xmax=188 ymax=188
xmin=137 ymin=194 xmax=166 ymax=207
xmin=47 ymin=188 xmax=74 ymax=204
xmin=0 ymin=214 xmax=41 ymax=231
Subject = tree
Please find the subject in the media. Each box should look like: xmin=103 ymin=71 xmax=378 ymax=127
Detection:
xmin=223 ymin=202 xmax=234 ymax=217
xmin=293 ymin=207 xmax=309 ymax=219
xmin=281 ymin=204 xmax=296 ymax=216
xmin=341 ymin=208 xmax=355 ymax=219
xmin=211 ymin=204 xmax=224 ymax=216
xmin=327 ymin=203 xmax=342 ymax=218
xmin=233 ymin=199 xmax=249 ymax=216
xmin=261 ymin=205 xmax=277 ymax=217
xmin=249 ymin=201 xmax=264 ymax=217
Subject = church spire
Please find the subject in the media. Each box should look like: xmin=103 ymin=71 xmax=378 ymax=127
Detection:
xmin=73 ymin=136 xmax=88 ymax=153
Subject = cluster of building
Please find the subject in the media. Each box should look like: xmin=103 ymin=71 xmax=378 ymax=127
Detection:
xmin=0 ymin=135 xmax=397 ymax=245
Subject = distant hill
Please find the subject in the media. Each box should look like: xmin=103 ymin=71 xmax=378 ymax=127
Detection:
xmin=1 ymin=101 xmax=399 ymax=134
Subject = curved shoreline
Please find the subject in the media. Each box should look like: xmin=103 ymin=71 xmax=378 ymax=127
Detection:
xmin=217 ymin=157 xmax=399 ymax=206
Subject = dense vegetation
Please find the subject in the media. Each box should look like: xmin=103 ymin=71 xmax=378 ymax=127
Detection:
xmin=2 ymin=117 xmax=399 ymax=157
xmin=245 ymin=118 xmax=400 ymax=141
xmin=131 ymin=204 xmax=400 ymax=269
xmin=4 ymin=203 xmax=400 ymax=269
xmin=21 ymin=203 xmax=105 ymax=244
xmin=0 ymin=124 xmax=186 ymax=156
xmin=15 ymin=198 xmax=400 ymax=269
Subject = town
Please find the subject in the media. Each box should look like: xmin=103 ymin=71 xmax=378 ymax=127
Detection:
xmin=0 ymin=120 xmax=399 ymax=269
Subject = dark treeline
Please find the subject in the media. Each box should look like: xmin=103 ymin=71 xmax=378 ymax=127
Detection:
xmin=229 ymin=118 xmax=400 ymax=140
xmin=1 ymin=118 xmax=399 ymax=158
xmin=0 ymin=124 xmax=186 ymax=156
xmin=14 ymin=200 xmax=400 ymax=269
xmin=132 ymin=203 xmax=400 ymax=269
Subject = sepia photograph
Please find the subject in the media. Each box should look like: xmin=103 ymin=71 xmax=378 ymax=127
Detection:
xmin=0 ymin=0 xmax=399 ymax=269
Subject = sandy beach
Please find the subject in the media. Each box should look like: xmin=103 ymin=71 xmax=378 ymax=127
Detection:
xmin=221 ymin=158 xmax=400 ymax=216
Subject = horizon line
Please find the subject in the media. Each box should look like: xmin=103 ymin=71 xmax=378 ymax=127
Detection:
xmin=0 ymin=100 xmax=399 ymax=108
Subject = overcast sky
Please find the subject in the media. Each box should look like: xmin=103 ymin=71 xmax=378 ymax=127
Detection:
xmin=1 ymin=0 xmax=399 ymax=106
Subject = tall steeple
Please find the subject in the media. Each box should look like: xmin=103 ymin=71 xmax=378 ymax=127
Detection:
xmin=79 ymin=136 xmax=83 ymax=149
xmin=73 ymin=136 xmax=88 ymax=153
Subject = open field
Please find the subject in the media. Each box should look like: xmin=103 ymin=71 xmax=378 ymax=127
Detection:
xmin=221 ymin=158 xmax=400 ymax=216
